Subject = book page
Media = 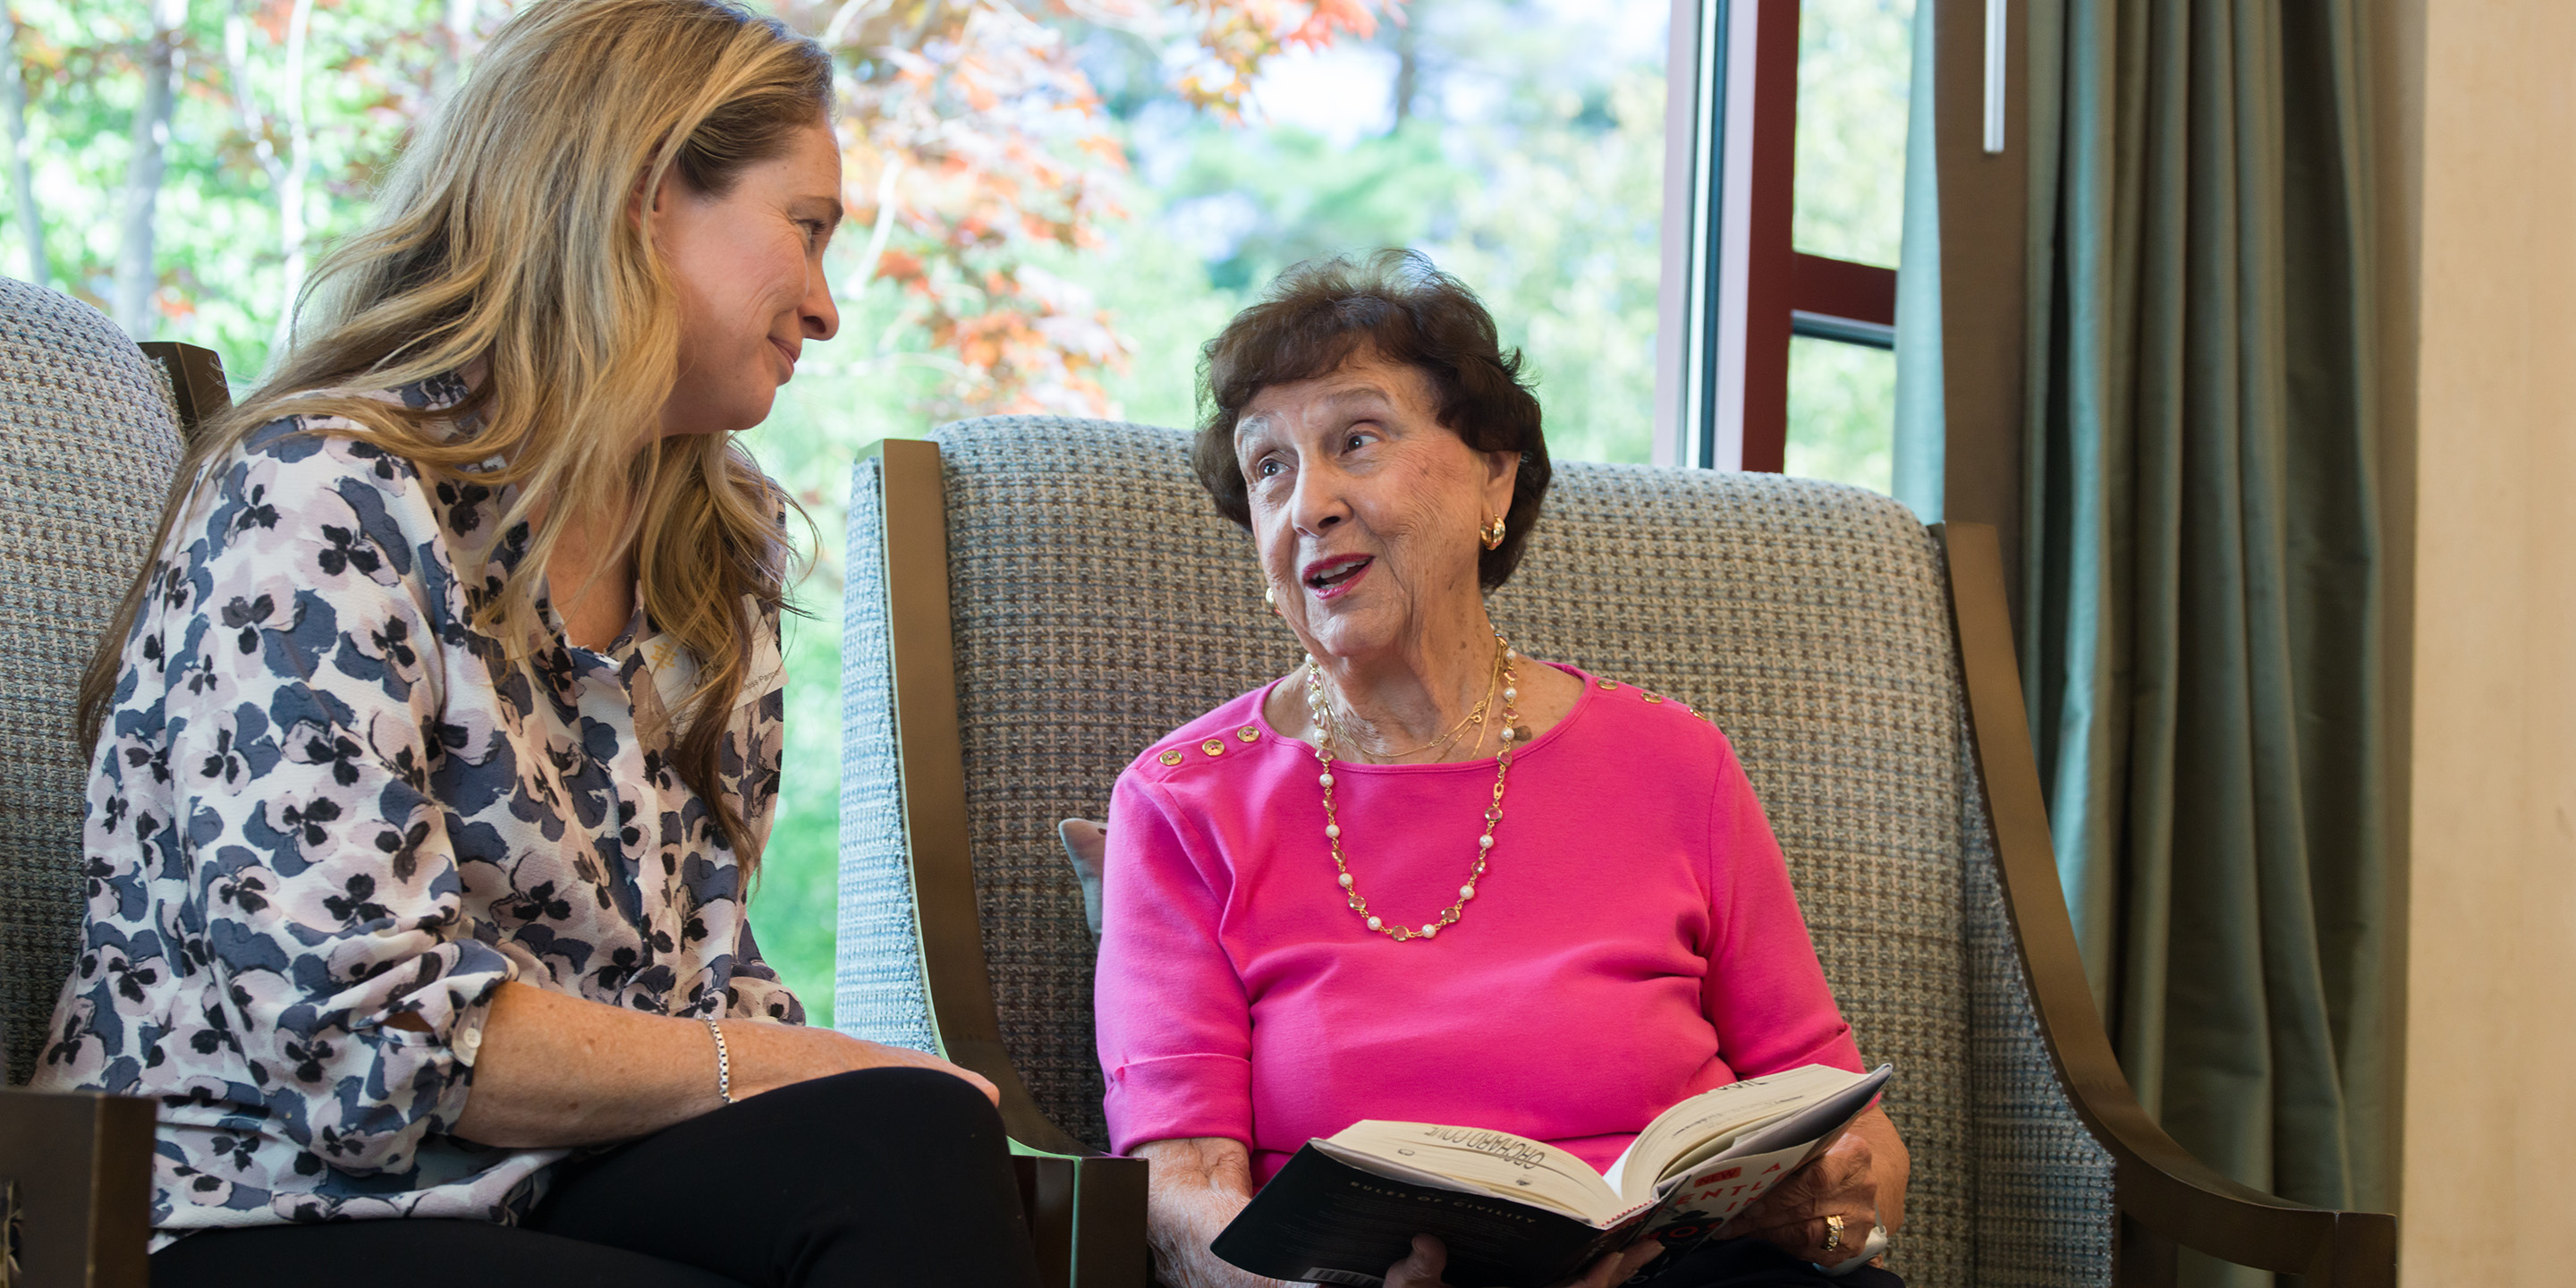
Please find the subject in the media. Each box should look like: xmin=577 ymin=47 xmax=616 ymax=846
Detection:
xmin=1613 ymin=1063 xmax=1869 ymax=1199
xmin=1320 ymin=1122 xmax=1631 ymax=1226
xmin=1645 ymin=1138 xmax=1822 ymax=1231
xmin=1716 ymin=1065 xmax=1892 ymax=1163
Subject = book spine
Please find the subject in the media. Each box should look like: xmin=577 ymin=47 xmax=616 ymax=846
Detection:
xmin=1213 ymin=1148 xmax=1613 ymax=1288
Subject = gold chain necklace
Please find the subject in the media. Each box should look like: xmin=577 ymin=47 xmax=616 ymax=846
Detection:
xmin=1328 ymin=642 xmax=1502 ymax=763
xmin=1305 ymin=632 xmax=1521 ymax=943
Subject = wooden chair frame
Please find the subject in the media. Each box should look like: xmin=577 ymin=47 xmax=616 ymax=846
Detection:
xmin=864 ymin=439 xmax=1150 ymax=1288
xmin=0 ymin=1091 xmax=154 ymax=1288
xmin=865 ymin=438 xmax=2396 ymax=1288
xmin=1935 ymin=524 xmax=2396 ymax=1287
xmin=136 ymin=341 xmax=228 ymax=443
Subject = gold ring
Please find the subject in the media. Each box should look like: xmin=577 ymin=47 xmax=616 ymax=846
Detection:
xmin=1822 ymin=1213 xmax=1845 ymax=1253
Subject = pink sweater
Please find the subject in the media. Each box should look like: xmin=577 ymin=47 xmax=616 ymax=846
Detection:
xmin=1094 ymin=665 xmax=1863 ymax=1183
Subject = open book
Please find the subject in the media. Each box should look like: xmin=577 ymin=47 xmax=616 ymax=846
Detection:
xmin=1210 ymin=1063 xmax=1893 ymax=1288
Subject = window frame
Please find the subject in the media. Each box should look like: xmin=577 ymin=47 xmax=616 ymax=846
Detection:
xmin=1653 ymin=0 xmax=1902 ymax=471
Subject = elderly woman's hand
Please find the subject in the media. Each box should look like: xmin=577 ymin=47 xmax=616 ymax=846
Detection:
xmin=1717 ymin=1105 xmax=1910 ymax=1268
xmin=1382 ymin=1234 xmax=1664 ymax=1288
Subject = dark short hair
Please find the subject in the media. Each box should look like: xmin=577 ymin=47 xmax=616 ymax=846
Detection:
xmin=1191 ymin=250 xmax=1550 ymax=590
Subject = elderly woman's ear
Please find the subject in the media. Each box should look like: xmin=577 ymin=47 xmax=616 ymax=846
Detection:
xmin=1482 ymin=445 xmax=1519 ymax=526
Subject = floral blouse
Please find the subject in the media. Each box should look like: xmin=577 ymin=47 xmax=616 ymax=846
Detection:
xmin=31 ymin=376 xmax=802 ymax=1246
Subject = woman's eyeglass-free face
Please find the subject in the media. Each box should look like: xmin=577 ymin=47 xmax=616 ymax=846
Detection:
xmin=1235 ymin=352 xmax=1518 ymax=665
xmin=650 ymin=119 xmax=844 ymax=440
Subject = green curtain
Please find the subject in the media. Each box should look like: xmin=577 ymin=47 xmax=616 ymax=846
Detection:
xmin=1889 ymin=0 xmax=1945 ymax=521
xmin=2019 ymin=2 xmax=2389 ymax=1281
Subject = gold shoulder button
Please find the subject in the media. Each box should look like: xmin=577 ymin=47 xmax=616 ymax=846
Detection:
xmin=1597 ymin=678 xmax=1622 ymax=691
xmin=1237 ymin=725 xmax=1260 ymax=741
xmin=1643 ymin=691 xmax=1665 ymax=704
xmin=1158 ymin=749 xmax=1184 ymax=767
xmin=1201 ymin=738 xmax=1226 ymax=757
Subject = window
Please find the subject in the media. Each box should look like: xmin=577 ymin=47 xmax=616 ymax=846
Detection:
xmin=1655 ymin=0 xmax=1916 ymax=495
xmin=1031 ymin=0 xmax=1677 ymax=464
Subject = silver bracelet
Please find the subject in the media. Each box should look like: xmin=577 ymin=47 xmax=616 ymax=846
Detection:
xmin=702 ymin=1016 xmax=733 ymax=1106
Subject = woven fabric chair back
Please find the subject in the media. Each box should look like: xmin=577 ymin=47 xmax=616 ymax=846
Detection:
xmin=0 ymin=278 xmax=185 ymax=1084
xmin=840 ymin=418 xmax=2114 ymax=1286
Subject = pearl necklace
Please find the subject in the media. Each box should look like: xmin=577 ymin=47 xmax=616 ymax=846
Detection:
xmin=1305 ymin=633 xmax=1521 ymax=943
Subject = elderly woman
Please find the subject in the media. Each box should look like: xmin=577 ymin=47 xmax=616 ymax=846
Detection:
xmin=32 ymin=3 xmax=1034 ymax=1285
xmin=1092 ymin=251 xmax=1910 ymax=1288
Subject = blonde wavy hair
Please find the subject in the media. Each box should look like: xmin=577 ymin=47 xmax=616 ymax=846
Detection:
xmin=80 ymin=0 xmax=835 ymax=869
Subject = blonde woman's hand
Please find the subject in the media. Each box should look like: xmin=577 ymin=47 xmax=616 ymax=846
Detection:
xmin=1381 ymin=1235 xmax=1665 ymax=1288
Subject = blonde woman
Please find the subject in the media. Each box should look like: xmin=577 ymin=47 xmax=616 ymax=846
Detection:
xmin=30 ymin=3 xmax=1038 ymax=1284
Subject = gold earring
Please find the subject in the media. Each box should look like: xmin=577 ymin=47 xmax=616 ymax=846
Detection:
xmin=1479 ymin=513 xmax=1508 ymax=551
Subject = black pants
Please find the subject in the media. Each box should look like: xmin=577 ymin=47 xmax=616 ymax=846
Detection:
xmin=150 ymin=1068 xmax=1044 ymax=1288
xmin=1655 ymin=1236 xmax=1907 ymax=1287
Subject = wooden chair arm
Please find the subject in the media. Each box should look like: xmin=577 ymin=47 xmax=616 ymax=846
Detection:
xmin=1936 ymin=523 xmax=2394 ymax=1288
xmin=866 ymin=437 xmax=1150 ymax=1286
xmin=1010 ymin=1151 xmax=1150 ymax=1288
xmin=0 ymin=1087 xmax=154 ymax=1288
xmin=134 ymin=341 xmax=229 ymax=440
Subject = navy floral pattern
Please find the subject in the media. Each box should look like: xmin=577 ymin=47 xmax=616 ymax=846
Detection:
xmin=31 ymin=376 xmax=801 ymax=1246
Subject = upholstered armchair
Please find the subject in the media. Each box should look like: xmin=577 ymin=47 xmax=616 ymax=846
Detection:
xmin=835 ymin=419 xmax=2396 ymax=1288
xmin=0 ymin=275 xmax=225 ymax=1288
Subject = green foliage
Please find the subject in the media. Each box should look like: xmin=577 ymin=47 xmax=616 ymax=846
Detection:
xmin=1423 ymin=72 xmax=1666 ymax=465
xmin=1167 ymin=119 xmax=1465 ymax=293
xmin=1784 ymin=0 xmax=1911 ymax=492
xmin=747 ymin=600 xmax=846 ymax=1023
xmin=3 ymin=0 xmax=465 ymax=374
xmin=1051 ymin=4 xmax=1671 ymax=464
xmin=1784 ymin=336 xmax=1895 ymax=496
xmin=1792 ymin=0 xmax=1912 ymax=267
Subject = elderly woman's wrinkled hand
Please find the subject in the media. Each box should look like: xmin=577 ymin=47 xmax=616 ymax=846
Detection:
xmin=1716 ymin=1106 xmax=1903 ymax=1269
xmin=1381 ymin=1233 xmax=1664 ymax=1288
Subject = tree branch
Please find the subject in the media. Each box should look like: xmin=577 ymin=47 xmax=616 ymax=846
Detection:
xmin=114 ymin=0 xmax=188 ymax=335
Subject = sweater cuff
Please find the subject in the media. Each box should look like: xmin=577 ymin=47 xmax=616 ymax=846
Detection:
xmin=1104 ymin=1053 xmax=1252 ymax=1155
